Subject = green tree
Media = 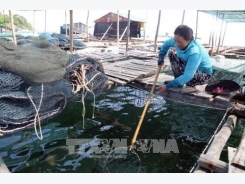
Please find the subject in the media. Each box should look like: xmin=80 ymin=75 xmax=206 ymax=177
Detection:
xmin=0 ymin=12 xmax=32 ymax=31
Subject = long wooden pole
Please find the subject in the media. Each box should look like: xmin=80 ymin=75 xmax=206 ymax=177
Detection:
xmin=221 ymin=22 xmax=227 ymax=46
xmin=117 ymin=10 xmax=119 ymax=47
xmin=86 ymin=10 xmax=89 ymax=42
xmin=181 ymin=10 xmax=185 ymax=25
xmin=33 ymin=10 xmax=35 ymax=36
xmin=126 ymin=10 xmax=130 ymax=53
xmin=214 ymin=10 xmax=220 ymax=46
xmin=216 ymin=11 xmax=225 ymax=54
xmin=45 ymin=10 xmax=47 ymax=32
xmin=9 ymin=10 xmax=16 ymax=46
xmin=65 ymin=10 xmax=67 ymax=37
xmin=195 ymin=10 xmax=199 ymax=40
xmin=154 ymin=10 xmax=161 ymax=53
xmin=69 ymin=10 xmax=74 ymax=53
xmin=129 ymin=65 xmax=162 ymax=150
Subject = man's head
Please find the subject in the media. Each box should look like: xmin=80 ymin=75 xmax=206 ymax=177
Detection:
xmin=174 ymin=25 xmax=194 ymax=50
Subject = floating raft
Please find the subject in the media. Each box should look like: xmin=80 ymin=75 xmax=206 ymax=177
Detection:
xmin=101 ymin=58 xmax=235 ymax=110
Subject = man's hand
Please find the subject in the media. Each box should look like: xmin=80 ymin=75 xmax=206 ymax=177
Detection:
xmin=156 ymin=85 xmax=167 ymax=94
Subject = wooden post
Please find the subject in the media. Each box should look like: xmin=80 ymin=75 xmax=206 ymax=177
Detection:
xmin=210 ymin=11 xmax=219 ymax=56
xmin=86 ymin=10 xmax=89 ymax=42
xmin=65 ymin=10 xmax=67 ymax=37
xmin=195 ymin=10 xmax=199 ymax=40
xmin=214 ymin=10 xmax=220 ymax=46
xmin=69 ymin=10 xmax=74 ymax=53
xmin=117 ymin=10 xmax=119 ymax=47
xmin=154 ymin=10 xmax=161 ymax=53
xmin=33 ymin=10 xmax=35 ymax=36
xmin=221 ymin=21 xmax=227 ymax=46
xmin=144 ymin=10 xmax=148 ymax=40
xmin=45 ymin=10 xmax=47 ymax=32
xmin=181 ymin=10 xmax=185 ymax=25
xmin=126 ymin=10 xmax=131 ymax=53
xmin=216 ymin=10 xmax=225 ymax=54
xmin=206 ymin=115 xmax=237 ymax=159
xmin=208 ymin=16 xmax=215 ymax=46
xmin=9 ymin=10 xmax=16 ymax=46
xmin=100 ymin=23 xmax=113 ymax=41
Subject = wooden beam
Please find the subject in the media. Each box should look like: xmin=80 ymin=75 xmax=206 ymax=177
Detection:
xmin=86 ymin=10 xmax=89 ymax=42
xmin=69 ymin=10 xmax=74 ymax=53
xmin=65 ymin=10 xmax=67 ymax=37
xmin=216 ymin=11 xmax=225 ymax=53
xmin=206 ymin=115 xmax=237 ymax=159
xmin=221 ymin=22 xmax=227 ymax=46
xmin=45 ymin=10 xmax=47 ymax=32
xmin=100 ymin=23 xmax=113 ymax=41
xmin=197 ymin=154 xmax=228 ymax=173
xmin=195 ymin=10 xmax=199 ymax=40
xmin=33 ymin=10 xmax=35 ymax=36
xmin=181 ymin=10 xmax=185 ymax=24
xmin=9 ymin=10 xmax=16 ymax=46
xmin=230 ymin=128 xmax=245 ymax=171
xmin=154 ymin=10 xmax=161 ymax=53
xmin=126 ymin=10 xmax=130 ymax=53
xmin=117 ymin=10 xmax=119 ymax=47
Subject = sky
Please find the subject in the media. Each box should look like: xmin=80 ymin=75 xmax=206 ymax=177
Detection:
xmin=2 ymin=0 xmax=245 ymax=47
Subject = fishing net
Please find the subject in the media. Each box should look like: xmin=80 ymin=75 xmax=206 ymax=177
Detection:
xmin=208 ymin=57 xmax=245 ymax=85
xmin=0 ymin=40 xmax=109 ymax=137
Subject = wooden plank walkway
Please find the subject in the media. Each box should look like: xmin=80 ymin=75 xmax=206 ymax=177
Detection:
xmin=99 ymin=57 xmax=236 ymax=110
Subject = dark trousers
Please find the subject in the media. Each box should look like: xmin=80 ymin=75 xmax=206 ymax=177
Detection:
xmin=168 ymin=50 xmax=211 ymax=87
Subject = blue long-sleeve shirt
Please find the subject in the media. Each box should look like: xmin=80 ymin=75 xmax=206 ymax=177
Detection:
xmin=159 ymin=38 xmax=213 ymax=89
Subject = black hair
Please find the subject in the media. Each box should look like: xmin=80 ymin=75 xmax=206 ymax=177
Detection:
xmin=174 ymin=25 xmax=194 ymax=41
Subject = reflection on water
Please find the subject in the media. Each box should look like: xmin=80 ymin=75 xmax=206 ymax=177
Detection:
xmin=0 ymin=86 xmax=226 ymax=173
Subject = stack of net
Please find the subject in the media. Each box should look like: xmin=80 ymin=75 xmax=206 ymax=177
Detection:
xmin=0 ymin=40 xmax=108 ymax=137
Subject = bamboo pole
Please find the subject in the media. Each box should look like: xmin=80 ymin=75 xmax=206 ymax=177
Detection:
xmin=129 ymin=65 xmax=162 ymax=150
xmin=65 ymin=10 xmax=67 ymax=37
xmin=69 ymin=10 xmax=74 ymax=53
xmin=117 ymin=10 xmax=119 ymax=47
xmin=45 ymin=10 xmax=47 ymax=32
xmin=181 ymin=10 xmax=185 ymax=25
xmin=9 ymin=10 xmax=16 ymax=46
xmin=154 ymin=10 xmax=161 ymax=53
xmin=126 ymin=10 xmax=130 ymax=53
xmin=221 ymin=22 xmax=227 ymax=46
xmin=216 ymin=10 xmax=225 ymax=54
xmin=86 ymin=10 xmax=89 ymax=42
xmin=195 ymin=10 xmax=199 ymax=40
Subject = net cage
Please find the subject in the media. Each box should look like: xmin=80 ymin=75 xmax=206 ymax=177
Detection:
xmin=0 ymin=39 xmax=109 ymax=137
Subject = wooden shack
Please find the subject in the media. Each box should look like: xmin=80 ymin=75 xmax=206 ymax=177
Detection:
xmin=93 ymin=12 xmax=146 ymax=39
xmin=60 ymin=22 xmax=87 ymax=35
